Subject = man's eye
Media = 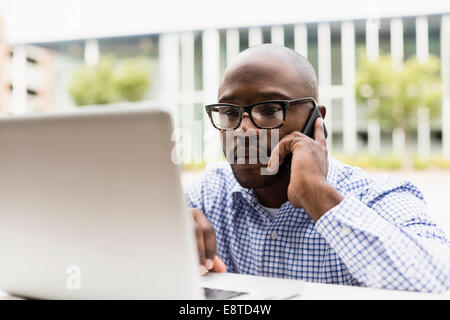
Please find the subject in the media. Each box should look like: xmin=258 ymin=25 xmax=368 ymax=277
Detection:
xmin=223 ymin=109 xmax=239 ymax=116
xmin=258 ymin=106 xmax=279 ymax=114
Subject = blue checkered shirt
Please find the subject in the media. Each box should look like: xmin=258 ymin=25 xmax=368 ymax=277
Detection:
xmin=184 ymin=157 xmax=450 ymax=293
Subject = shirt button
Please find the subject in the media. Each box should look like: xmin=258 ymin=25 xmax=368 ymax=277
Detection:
xmin=340 ymin=225 xmax=351 ymax=236
xmin=270 ymin=231 xmax=278 ymax=240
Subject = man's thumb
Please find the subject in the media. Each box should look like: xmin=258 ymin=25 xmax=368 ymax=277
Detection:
xmin=210 ymin=255 xmax=227 ymax=273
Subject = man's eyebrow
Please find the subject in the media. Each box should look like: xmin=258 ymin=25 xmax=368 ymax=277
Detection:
xmin=219 ymin=92 xmax=291 ymax=102
xmin=218 ymin=94 xmax=236 ymax=102
xmin=258 ymin=92 xmax=291 ymax=100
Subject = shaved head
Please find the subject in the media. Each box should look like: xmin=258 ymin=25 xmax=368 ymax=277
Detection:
xmin=221 ymin=44 xmax=318 ymax=100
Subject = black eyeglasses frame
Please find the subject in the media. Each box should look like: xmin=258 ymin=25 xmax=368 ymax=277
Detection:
xmin=204 ymin=97 xmax=318 ymax=131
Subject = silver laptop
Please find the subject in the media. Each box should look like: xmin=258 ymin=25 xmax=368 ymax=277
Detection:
xmin=0 ymin=106 xmax=303 ymax=299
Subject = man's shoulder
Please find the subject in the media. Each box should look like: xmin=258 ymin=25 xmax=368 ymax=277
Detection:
xmin=330 ymin=157 xmax=423 ymax=201
xmin=202 ymin=162 xmax=235 ymax=185
xmin=184 ymin=162 xmax=236 ymax=200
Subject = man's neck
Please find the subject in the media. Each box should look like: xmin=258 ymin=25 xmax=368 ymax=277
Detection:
xmin=253 ymin=167 xmax=290 ymax=209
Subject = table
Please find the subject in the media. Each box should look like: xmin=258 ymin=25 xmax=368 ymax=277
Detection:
xmin=0 ymin=276 xmax=448 ymax=300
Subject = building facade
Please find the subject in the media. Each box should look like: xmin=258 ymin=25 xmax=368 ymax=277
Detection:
xmin=3 ymin=13 xmax=450 ymax=162
xmin=0 ymin=19 xmax=55 ymax=115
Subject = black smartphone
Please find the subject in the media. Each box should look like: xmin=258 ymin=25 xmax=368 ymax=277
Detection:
xmin=301 ymin=106 xmax=328 ymax=139
xmin=274 ymin=106 xmax=328 ymax=171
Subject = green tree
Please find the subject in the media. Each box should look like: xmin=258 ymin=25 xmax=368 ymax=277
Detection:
xmin=355 ymin=53 xmax=442 ymax=138
xmin=115 ymin=56 xmax=152 ymax=102
xmin=69 ymin=55 xmax=153 ymax=106
xmin=69 ymin=56 xmax=118 ymax=106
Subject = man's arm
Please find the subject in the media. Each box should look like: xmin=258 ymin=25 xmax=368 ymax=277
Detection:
xmin=191 ymin=208 xmax=227 ymax=274
xmin=314 ymin=189 xmax=450 ymax=293
xmin=268 ymin=118 xmax=450 ymax=292
xmin=185 ymin=174 xmax=227 ymax=275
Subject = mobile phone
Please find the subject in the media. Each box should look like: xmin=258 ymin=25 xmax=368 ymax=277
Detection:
xmin=273 ymin=106 xmax=328 ymax=171
xmin=301 ymin=106 xmax=328 ymax=139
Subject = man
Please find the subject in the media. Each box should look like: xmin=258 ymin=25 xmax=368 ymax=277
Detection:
xmin=185 ymin=44 xmax=450 ymax=293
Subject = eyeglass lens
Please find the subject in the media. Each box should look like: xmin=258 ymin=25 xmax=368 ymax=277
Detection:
xmin=211 ymin=102 xmax=283 ymax=129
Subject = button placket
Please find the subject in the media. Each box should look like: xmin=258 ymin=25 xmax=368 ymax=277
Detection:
xmin=340 ymin=225 xmax=351 ymax=236
xmin=270 ymin=231 xmax=278 ymax=240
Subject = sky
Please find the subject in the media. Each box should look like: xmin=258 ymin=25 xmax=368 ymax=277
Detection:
xmin=0 ymin=0 xmax=449 ymax=44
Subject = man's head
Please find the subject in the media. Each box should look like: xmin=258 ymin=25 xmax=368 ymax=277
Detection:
xmin=216 ymin=44 xmax=326 ymax=189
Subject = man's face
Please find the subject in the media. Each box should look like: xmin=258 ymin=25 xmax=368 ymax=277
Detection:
xmin=217 ymin=50 xmax=322 ymax=189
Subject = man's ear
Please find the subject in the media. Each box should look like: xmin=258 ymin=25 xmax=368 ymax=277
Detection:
xmin=318 ymin=105 xmax=326 ymax=119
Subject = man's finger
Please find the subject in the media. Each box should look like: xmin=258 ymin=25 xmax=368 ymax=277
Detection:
xmin=199 ymin=265 xmax=208 ymax=276
xmin=192 ymin=208 xmax=216 ymax=270
xmin=267 ymin=134 xmax=305 ymax=173
xmin=195 ymin=226 xmax=206 ymax=266
xmin=267 ymin=137 xmax=292 ymax=172
xmin=314 ymin=117 xmax=327 ymax=147
xmin=210 ymin=255 xmax=227 ymax=273
xmin=203 ymin=227 xmax=217 ymax=268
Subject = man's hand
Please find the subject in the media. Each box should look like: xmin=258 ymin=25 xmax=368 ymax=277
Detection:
xmin=267 ymin=118 xmax=343 ymax=221
xmin=191 ymin=208 xmax=227 ymax=275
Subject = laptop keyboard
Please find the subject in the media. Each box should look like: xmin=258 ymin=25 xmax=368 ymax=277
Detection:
xmin=203 ymin=287 xmax=247 ymax=300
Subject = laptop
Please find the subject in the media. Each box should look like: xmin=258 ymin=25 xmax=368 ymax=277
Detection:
xmin=0 ymin=106 xmax=303 ymax=299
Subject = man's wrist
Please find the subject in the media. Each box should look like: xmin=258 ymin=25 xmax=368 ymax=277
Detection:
xmin=300 ymin=178 xmax=344 ymax=222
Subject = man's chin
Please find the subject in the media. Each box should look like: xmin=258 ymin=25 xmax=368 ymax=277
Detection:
xmin=229 ymin=162 xmax=284 ymax=189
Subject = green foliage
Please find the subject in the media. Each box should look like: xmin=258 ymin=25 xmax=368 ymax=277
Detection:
xmin=355 ymin=54 xmax=442 ymax=132
xmin=336 ymin=153 xmax=404 ymax=170
xmin=431 ymin=156 xmax=450 ymax=169
xmin=413 ymin=156 xmax=432 ymax=170
xmin=69 ymin=55 xmax=152 ymax=106
xmin=182 ymin=162 xmax=207 ymax=171
xmin=115 ymin=57 xmax=152 ymax=102
xmin=70 ymin=56 xmax=118 ymax=106
xmin=336 ymin=153 xmax=450 ymax=171
xmin=381 ymin=155 xmax=404 ymax=170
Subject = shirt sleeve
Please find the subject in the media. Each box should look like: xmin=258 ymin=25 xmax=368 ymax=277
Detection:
xmin=314 ymin=185 xmax=450 ymax=293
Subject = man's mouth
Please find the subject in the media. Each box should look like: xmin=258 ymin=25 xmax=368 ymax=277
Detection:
xmin=228 ymin=147 xmax=271 ymax=165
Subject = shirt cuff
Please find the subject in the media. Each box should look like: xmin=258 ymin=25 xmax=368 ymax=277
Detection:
xmin=313 ymin=193 xmax=394 ymax=249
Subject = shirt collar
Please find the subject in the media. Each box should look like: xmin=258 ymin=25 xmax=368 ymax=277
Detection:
xmin=326 ymin=155 xmax=339 ymax=187
xmin=230 ymin=177 xmax=256 ymax=203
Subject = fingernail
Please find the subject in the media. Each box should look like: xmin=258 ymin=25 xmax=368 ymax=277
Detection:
xmin=268 ymin=161 xmax=277 ymax=173
xmin=200 ymin=265 xmax=208 ymax=276
xmin=205 ymin=259 xmax=213 ymax=270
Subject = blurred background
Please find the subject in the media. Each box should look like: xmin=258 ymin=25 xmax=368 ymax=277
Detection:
xmin=0 ymin=0 xmax=449 ymax=233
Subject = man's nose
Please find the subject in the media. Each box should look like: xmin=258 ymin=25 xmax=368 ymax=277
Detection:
xmin=235 ymin=112 xmax=258 ymax=135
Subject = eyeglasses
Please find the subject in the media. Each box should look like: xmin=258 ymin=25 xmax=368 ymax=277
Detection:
xmin=205 ymin=97 xmax=317 ymax=131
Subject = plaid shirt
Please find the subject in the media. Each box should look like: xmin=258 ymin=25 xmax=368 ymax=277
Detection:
xmin=185 ymin=157 xmax=450 ymax=293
